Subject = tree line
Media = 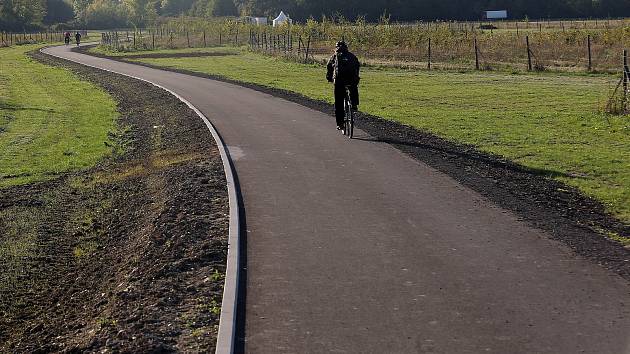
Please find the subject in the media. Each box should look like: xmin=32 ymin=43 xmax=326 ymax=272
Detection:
xmin=242 ymin=0 xmax=630 ymax=21
xmin=2 ymin=0 xmax=630 ymax=31
xmin=1 ymin=0 xmax=73 ymax=30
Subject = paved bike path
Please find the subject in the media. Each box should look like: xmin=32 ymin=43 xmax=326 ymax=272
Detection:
xmin=45 ymin=45 xmax=630 ymax=353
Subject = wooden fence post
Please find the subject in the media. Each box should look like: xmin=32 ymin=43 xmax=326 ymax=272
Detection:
xmin=152 ymin=31 xmax=155 ymax=49
xmin=305 ymin=33 xmax=311 ymax=63
xmin=297 ymin=35 xmax=302 ymax=56
xmin=587 ymin=35 xmax=592 ymax=71
xmin=186 ymin=31 xmax=190 ymax=47
xmin=623 ymin=49 xmax=628 ymax=105
xmin=474 ymin=37 xmax=480 ymax=70
xmin=427 ymin=38 xmax=432 ymax=70
xmin=526 ymin=36 xmax=532 ymax=71
xmin=203 ymin=30 xmax=206 ymax=47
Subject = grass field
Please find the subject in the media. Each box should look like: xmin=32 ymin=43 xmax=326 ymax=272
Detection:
xmin=0 ymin=44 xmax=119 ymax=187
xmin=92 ymin=46 xmax=629 ymax=225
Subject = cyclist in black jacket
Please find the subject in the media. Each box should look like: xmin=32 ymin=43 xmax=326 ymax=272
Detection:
xmin=326 ymin=41 xmax=360 ymax=131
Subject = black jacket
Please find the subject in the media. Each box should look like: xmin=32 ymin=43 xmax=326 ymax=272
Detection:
xmin=326 ymin=49 xmax=360 ymax=85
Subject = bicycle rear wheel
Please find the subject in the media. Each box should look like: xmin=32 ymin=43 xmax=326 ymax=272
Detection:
xmin=344 ymin=98 xmax=350 ymax=137
xmin=345 ymin=89 xmax=354 ymax=139
xmin=344 ymin=89 xmax=353 ymax=138
xmin=348 ymin=106 xmax=354 ymax=138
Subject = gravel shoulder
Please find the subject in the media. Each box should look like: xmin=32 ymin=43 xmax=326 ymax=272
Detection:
xmin=78 ymin=46 xmax=630 ymax=280
xmin=0 ymin=49 xmax=229 ymax=352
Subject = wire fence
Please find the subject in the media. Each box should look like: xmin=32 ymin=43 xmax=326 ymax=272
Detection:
xmin=0 ymin=30 xmax=88 ymax=47
xmin=100 ymin=27 xmax=248 ymax=51
xmin=98 ymin=21 xmax=630 ymax=74
xmin=247 ymin=26 xmax=630 ymax=73
xmin=442 ymin=18 xmax=629 ymax=32
xmin=98 ymin=20 xmax=630 ymax=113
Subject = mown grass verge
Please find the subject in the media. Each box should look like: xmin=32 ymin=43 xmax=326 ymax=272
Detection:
xmin=90 ymin=45 xmax=629 ymax=228
xmin=0 ymin=44 xmax=119 ymax=187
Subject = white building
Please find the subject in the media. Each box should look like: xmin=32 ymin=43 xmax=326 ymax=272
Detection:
xmin=254 ymin=17 xmax=268 ymax=25
xmin=242 ymin=16 xmax=268 ymax=25
xmin=273 ymin=11 xmax=292 ymax=27
xmin=485 ymin=10 xmax=508 ymax=20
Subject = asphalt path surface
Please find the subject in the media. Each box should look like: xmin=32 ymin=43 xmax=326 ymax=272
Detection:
xmin=44 ymin=45 xmax=630 ymax=354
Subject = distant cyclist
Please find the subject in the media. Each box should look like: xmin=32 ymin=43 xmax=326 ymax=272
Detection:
xmin=326 ymin=41 xmax=360 ymax=132
xmin=64 ymin=31 xmax=71 ymax=45
xmin=75 ymin=31 xmax=81 ymax=46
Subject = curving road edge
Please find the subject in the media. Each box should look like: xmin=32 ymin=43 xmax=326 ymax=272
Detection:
xmin=40 ymin=45 xmax=241 ymax=354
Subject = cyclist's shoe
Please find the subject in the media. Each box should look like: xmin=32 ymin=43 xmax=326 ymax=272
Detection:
xmin=336 ymin=125 xmax=343 ymax=131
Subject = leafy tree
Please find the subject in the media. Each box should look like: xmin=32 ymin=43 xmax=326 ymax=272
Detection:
xmin=123 ymin=0 xmax=152 ymax=26
xmin=0 ymin=0 xmax=46 ymax=29
xmin=43 ymin=0 xmax=74 ymax=24
xmin=205 ymin=0 xmax=237 ymax=16
xmin=161 ymin=0 xmax=194 ymax=16
xmin=84 ymin=0 xmax=128 ymax=27
xmin=73 ymin=0 xmax=93 ymax=24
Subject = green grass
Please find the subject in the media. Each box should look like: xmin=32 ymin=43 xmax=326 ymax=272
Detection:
xmin=89 ymin=45 xmax=241 ymax=57
xmin=103 ymin=46 xmax=630 ymax=224
xmin=0 ymin=44 xmax=119 ymax=187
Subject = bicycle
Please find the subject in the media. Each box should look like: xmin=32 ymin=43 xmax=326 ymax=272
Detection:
xmin=343 ymin=85 xmax=355 ymax=138
xmin=64 ymin=37 xmax=70 ymax=45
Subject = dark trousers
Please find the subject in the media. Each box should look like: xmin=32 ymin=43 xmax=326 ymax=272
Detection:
xmin=334 ymin=84 xmax=359 ymax=126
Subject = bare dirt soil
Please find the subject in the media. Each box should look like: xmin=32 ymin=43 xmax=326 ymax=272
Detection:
xmin=80 ymin=47 xmax=630 ymax=280
xmin=0 ymin=50 xmax=229 ymax=352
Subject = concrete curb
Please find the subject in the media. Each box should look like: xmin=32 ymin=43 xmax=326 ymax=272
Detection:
xmin=41 ymin=44 xmax=241 ymax=354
